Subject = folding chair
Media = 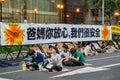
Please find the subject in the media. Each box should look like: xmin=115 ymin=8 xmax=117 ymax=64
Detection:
xmin=66 ymin=42 xmax=75 ymax=49
xmin=92 ymin=42 xmax=106 ymax=53
xmin=113 ymin=41 xmax=119 ymax=49
xmin=41 ymin=44 xmax=50 ymax=57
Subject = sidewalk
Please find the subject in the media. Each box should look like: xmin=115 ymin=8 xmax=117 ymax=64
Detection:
xmin=0 ymin=51 xmax=27 ymax=60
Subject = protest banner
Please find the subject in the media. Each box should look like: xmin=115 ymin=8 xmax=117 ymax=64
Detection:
xmin=0 ymin=23 xmax=112 ymax=45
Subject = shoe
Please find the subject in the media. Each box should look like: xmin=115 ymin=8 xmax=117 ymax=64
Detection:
xmin=48 ymin=69 xmax=53 ymax=72
xmin=84 ymin=63 xmax=92 ymax=66
xmin=42 ymin=68 xmax=47 ymax=72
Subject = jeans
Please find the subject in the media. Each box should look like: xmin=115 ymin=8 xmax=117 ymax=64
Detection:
xmin=64 ymin=59 xmax=84 ymax=66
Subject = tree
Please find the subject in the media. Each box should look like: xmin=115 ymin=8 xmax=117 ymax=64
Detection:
xmin=84 ymin=0 xmax=101 ymax=24
xmin=115 ymin=0 xmax=120 ymax=9
xmin=97 ymin=0 xmax=117 ymax=24
xmin=84 ymin=0 xmax=120 ymax=25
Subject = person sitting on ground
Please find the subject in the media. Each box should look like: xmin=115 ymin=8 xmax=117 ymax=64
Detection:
xmin=60 ymin=44 xmax=71 ymax=58
xmin=42 ymin=45 xmax=53 ymax=68
xmin=43 ymin=46 xmax=62 ymax=72
xmin=74 ymin=42 xmax=84 ymax=54
xmin=25 ymin=49 xmax=45 ymax=70
xmin=98 ymin=41 xmax=107 ymax=53
xmin=84 ymin=42 xmax=97 ymax=56
xmin=106 ymin=45 xmax=117 ymax=53
xmin=99 ymin=41 xmax=116 ymax=53
xmin=63 ymin=48 xmax=86 ymax=66
xmin=60 ymin=44 xmax=72 ymax=65
xmin=46 ymin=45 xmax=53 ymax=58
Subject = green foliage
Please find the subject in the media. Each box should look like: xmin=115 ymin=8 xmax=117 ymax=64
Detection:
xmin=83 ymin=0 xmax=120 ymax=24
xmin=115 ymin=0 xmax=120 ymax=9
xmin=0 ymin=46 xmax=28 ymax=54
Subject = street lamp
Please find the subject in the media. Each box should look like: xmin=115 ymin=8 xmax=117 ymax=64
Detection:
xmin=66 ymin=14 xmax=70 ymax=18
xmin=34 ymin=8 xmax=38 ymax=23
xmin=57 ymin=4 xmax=64 ymax=23
xmin=76 ymin=8 xmax=80 ymax=13
xmin=75 ymin=8 xmax=80 ymax=24
xmin=114 ymin=12 xmax=119 ymax=16
xmin=57 ymin=4 xmax=64 ymax=9
xmin=0 ymin=0 xmax=5 ymax=22
xmin=65 ymin=14 xmax=70 ymax=23
xmin=114 ymin=12 xmax=120 ymax=25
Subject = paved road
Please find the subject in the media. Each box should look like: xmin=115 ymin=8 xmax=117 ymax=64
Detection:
xmin=0 ymin=53 xmax=120 ymax=80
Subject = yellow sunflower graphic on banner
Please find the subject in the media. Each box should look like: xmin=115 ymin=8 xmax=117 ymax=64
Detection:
xmin=101 ymin=25 xmax=110 ymax=40
xmin=4 ymin=23 xmax=25 ymax=45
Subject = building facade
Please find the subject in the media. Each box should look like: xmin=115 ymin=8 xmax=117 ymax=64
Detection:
xmin=2 ymin=0 xmax=59 ymax=23
xmin=64 ymin=0 xmax=84 ymax=24
xmin=1 ymin=0 xmax=84 ymax=24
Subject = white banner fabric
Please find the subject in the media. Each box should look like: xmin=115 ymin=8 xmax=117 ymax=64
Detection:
xmin=0 ymin=23 xmax=112 ymax=45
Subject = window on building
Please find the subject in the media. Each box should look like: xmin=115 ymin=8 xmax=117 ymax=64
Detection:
xmin=91 ymin=9 xmax=98 ymax=16
xmin=100 ymin=8 xmax=110 ymax=16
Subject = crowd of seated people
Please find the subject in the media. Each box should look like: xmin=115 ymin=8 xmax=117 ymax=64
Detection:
xmin=84 ymin=42 xmax=98 ymax=56
xmin=23 ymin=41 xmax=118 ymax=72
xmin=98 ymin=41 xmax=117 ymax=53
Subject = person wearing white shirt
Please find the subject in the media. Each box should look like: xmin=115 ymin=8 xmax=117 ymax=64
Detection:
xmin=84 ymin=42 xmax=96 ymax=56
xmin=60 ymin=44 xmax=72 ymax=65
xmin=46 ymin=46 xmax=62 ymax=72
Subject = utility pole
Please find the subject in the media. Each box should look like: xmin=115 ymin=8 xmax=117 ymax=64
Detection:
xmin=102 ymin=0 xmax=104 ymax=25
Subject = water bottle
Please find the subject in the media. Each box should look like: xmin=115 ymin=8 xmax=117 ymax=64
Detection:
xmin=38 ymin=63 xmax=43 ymax=71
xmin=22 ymin=62 xmax=27 ymax=71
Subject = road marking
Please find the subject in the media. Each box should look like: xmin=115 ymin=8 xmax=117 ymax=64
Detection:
xmin=0 ymin=70 xmax=22 ymax=75
xmin=98 ymin=63 xmax=120 ymax=68
xmin=0 ymin=78 xmax=13 ymax=80
xmin=87 ymin=55 xmax=120 ymax=62
xmin=0 ymin=55 xmax=120 ymax=76
xmin=50 ymin=63 xmax=120 ymax=78
xmin=50 ymin=67 xmax=109 ymax=78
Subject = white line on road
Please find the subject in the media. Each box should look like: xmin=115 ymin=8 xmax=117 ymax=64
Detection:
xmin=86 ymin=55 xmax=120 ymax=62
xmin=50 ymin=67 xmax=109 ymax=78
xmin=0 ymin=54 xmax=120 ymax=76
xmin=51 ymin=63 xmax=120 ymax=78
xmin=0 ymin=70 xmax=22 ymax=75
xmin=98 ymin=63 xmax=120 ymax=68
xmin=0 ymin=78 xmax=13 ymax=80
